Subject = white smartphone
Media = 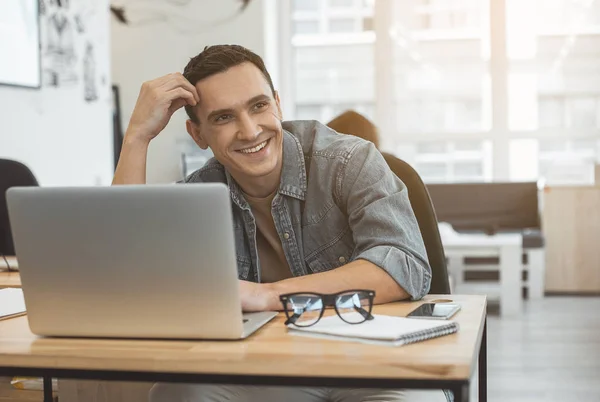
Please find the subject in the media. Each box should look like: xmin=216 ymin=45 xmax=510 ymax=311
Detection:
xmin=406 ymin=302 xmax=461 ymax=320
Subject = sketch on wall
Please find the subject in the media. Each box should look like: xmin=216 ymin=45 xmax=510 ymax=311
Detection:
xmin=38 ymin=0 xmax=104 ymax=103
xmin=0 ymin=0 xmax=41 ymax=88
xmin=44 ymin=0 xmax=78 ymax=87
xmin=83 ymin=42 xmax=97 ymax=102
xmin=0 ymin=0 xmax=106 ymax=95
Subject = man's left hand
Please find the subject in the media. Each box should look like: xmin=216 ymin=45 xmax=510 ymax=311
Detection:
xmin=239 ymin=280 xmax=277 ymax=312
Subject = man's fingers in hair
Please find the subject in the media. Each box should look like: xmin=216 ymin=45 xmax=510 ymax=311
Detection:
xmin=164 ymin=87 xmax=197 ymax=106
xmin=146 ymin=73 xmax=177 ymax=89
xmin=168 ymin=98 xmax=189 ymax=115
xmin=177 ymin=74 xmax=200 ymax=103
xmin=160 ymin=73 xmax=199 ymax=103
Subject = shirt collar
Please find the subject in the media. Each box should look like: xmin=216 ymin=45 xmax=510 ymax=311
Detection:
xmin=278 ymin=129 xmax=307 ymax=201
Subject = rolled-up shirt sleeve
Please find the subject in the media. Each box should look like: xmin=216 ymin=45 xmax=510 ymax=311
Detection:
xmin=339 ymin=141 xmax=432 ymax=300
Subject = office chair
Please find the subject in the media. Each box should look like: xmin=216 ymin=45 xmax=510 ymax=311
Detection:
xmin=0 ymin=159 xmax=39 ymax=255
xmin=381 ymin=153 xmax=451 ymax=294
xmin=327 ymin=110 xmax=381 ymax=148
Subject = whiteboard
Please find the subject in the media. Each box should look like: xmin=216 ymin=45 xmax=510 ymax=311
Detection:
xmin=0 ymin=0 xmax=40 ymax=88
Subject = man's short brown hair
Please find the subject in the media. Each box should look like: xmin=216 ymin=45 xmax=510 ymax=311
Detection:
xmin=183 ymin=44 xmax=276 ymax=123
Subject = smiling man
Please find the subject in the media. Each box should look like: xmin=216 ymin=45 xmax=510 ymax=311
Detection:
xmin=113 ymin=45 xmax=445 ymax=402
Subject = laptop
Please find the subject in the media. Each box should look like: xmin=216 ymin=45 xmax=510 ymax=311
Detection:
xmin=6 ymin=184 xmax=277 ymax=339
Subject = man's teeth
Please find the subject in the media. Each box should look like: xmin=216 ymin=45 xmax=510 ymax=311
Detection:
xmin=239 ymin=140 xmax=268 ymax=154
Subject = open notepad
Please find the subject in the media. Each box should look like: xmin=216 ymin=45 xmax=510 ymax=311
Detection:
xmin=287 ymin=313 xmax=459 ymax=346
xmin=0 ymin=288 xmax=26 ymax=321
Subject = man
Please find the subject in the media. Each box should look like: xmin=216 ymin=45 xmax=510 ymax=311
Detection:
xmin=113 ymin=44 xmax=445 ymax=402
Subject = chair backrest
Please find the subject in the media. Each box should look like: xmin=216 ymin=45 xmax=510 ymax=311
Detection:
xmin=381 ymin=153 xmax=451 ymax=294
xmin=0 ymin=159 xmax=38 ymax=255
xmin=326 ymin=110 xmax=381 ymax=149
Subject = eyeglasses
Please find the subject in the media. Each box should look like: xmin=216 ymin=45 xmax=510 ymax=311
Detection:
xmin=279 ymin=289 xmax=375 ymax=327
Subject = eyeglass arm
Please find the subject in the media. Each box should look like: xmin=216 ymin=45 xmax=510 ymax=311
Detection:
xmin=284 ymin=312 xmax=302 ymax=326
xmin=354 ymin=305 xmax=374 ymax=320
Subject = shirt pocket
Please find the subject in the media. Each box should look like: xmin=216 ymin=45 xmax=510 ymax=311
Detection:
xmin=303 ymin=204 xmax=355 ymax=273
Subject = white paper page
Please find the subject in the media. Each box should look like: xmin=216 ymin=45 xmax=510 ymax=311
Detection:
xmin=0 ymin=288 xmax=26 ymax=318
xmin=288 ymin=313 xmax=456 ymax=341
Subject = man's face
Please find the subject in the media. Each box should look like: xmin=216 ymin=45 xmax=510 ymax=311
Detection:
xmin=187 ymin=62 xmax=283 ymax=187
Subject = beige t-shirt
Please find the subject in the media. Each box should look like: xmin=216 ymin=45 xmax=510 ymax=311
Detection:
xmin=244 ymin=190 xmax=293 ymax=283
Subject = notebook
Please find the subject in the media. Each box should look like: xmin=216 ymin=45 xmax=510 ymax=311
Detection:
xmin=287 ymin=312 xmax=459 ymax=346
xmin=0 ymin=288 xmax=26 ymax=321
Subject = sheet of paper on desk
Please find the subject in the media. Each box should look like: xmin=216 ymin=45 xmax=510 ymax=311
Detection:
xmin=0 ymin=288 xmax=26 ymax=320
xmin=287 ymin=313 xmax=459 ymax=346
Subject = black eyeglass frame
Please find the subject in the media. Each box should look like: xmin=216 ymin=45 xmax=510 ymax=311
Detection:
xmin=279 ymin=289 xmax=376 ymax=327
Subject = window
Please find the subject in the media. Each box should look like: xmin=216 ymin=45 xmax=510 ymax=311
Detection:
xmin=295 ymin=104 xmax=323 ymax=120
xmin=293 ymin=0 xmax=319 ymax=12
xmin=294 ymin=20 xmax=320 ymax=35
xmin=568 ymin=97 xmax=599 ymax=129
xmin=538 ymin=139 xmax=597 ymax=185
xmin=415 ymin=162 xmax=447 ymax=182
xmin=328 ymin=18 xmax=356 ymax=33
xmin=454 ymin=161 xmax=483 ymax=177
xmin=509 ymin=138 xmax=599 ymax=184
xmin=414 ymin=0 xmax=482 ymax=32
xmin=329 ymin=0 xmax=355 ymax=9
xmin=291 ymin=0 xmax=374 ymax=40
xmin=536 ymin=0 xmax=600 ymax=33
xmin=284 ymin=0 xmax=600 ymax=184
xmin=505 ymin=0 xmax=600 ymax=183
xmin=538 ymin=138 xmax=598 ymax=185
xmin=332 ymin=103 xmax=375 ymax=121
xmin=398 ymin=140 xmax=492 ymax=183
xmin=538 ymin=96 xmax=565 ymax=128
xmin=396 ymin=98 xmax=484 ymax=132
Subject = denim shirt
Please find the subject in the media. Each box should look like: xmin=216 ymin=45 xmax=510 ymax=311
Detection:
xmin=184 ymin=120 xmax=432 ymax=300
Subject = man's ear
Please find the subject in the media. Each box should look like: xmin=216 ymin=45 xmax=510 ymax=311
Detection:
xmin=186 ymin=119 xmax=209 ymax=150
xmin=274 ymin=90 xmax=283 ymax=121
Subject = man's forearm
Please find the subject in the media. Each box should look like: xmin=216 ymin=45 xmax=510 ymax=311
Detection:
xmin=112 ymin=134 xmax=150 ymax=185
xmin=263 ymin=259 xmax=410 ymax=311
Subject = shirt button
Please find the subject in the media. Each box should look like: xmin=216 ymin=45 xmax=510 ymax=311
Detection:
xmin=283 ymin=232 xmax=290 ymax=240
xmin=338 ymin=256 xmax=346 ymax=263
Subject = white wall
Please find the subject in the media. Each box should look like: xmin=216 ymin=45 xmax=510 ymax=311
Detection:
xmin=111 ymin=0 xmax=277 ymax=183
xmin=0 ymin=0 xmax=113 ymax=186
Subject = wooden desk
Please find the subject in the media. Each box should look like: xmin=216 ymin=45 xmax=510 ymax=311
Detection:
xmin=0 ymin=295 xmax=487 ymax=402
xmin=0 ymin=256 xmax=18 ymax=273
xmin=0 ymin=272 xmax=21 ymax=288
xmin=0 ymin=257 xmax=20 ymax=288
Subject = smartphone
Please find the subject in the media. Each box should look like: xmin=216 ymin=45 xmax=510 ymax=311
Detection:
xmin=406 ymin=302 xmax=461 ymax=320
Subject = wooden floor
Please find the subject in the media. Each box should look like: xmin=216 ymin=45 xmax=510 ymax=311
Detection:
xmin=486 ymin=296 xmax=600 ymax=402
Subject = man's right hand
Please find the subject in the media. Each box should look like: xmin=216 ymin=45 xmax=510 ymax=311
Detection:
xmin=125 ymin=72 xmax=200 ymax=143
xmin=112 ymin=73 xmax=199 ymax=185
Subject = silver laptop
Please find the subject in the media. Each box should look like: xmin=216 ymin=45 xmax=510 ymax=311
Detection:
xmin=6 ymin=184 xmax=277 ymax=339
